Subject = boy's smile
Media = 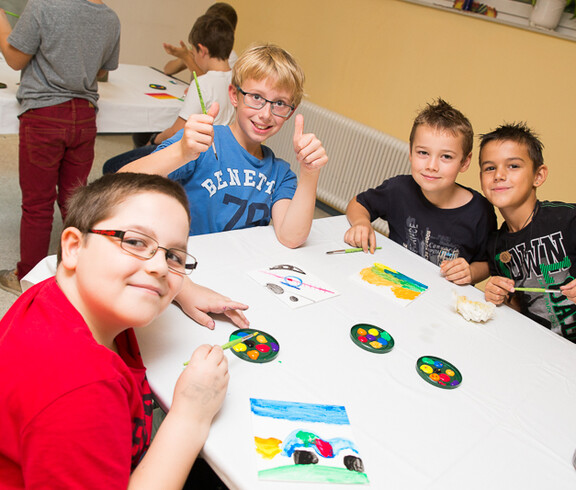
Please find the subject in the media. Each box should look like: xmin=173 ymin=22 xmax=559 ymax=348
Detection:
xmin=409 ymin=125 xmax=471 ymax=206
xmin=480 ymin=139 xmax=547 ymax=226
xmin=229 ymin=78 xmax=294 ymax=158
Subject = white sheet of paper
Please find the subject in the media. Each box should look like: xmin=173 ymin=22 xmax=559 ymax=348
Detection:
xmin=250 ymin=398 xmax=369 ymax=484
xmin=248 ymin=263 xmax=340 ymax=308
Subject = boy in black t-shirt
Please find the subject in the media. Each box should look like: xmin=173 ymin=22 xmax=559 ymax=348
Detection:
xmin=345 ymin=99 xmax=496 ymax=286
xmin=481 ymin=122 xmax=576 ymax=342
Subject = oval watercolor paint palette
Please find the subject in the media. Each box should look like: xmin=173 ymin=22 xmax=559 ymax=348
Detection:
xmin=350 ymin=323 xmax=394 ymax=354
xmin=416 ymin=356 xmax=462 ymax=389
xmin=228 ymin=328 xmax=280 ymax=363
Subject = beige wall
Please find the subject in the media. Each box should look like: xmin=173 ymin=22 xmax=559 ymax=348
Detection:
xmin=111 ymin=0 xmax=576 ymax=203
xmin=106 ymin=0 xmax=211 ymax=71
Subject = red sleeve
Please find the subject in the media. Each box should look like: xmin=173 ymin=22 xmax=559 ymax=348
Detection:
xmin=20 ymin=380 xmax=134 ymax=489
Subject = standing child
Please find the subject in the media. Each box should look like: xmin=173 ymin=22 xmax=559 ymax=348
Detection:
xmin=480 ymin=123 xmax=576 ymax=342
xmin=0 ymin=173 xmax=245 ymax=488
xmin=0 ymin=0 xmax=121 ymax=295
xmin=344 ymin=99 xmax=496 ymax=285
xmin=122 ymin=43 xmax=328 ymax=249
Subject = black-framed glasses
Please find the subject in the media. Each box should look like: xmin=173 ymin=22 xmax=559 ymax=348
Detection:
xmin=236 ymin=86 xmax=295 ymax=118
xmin=88 ymin=229 xmax=198 ymax=276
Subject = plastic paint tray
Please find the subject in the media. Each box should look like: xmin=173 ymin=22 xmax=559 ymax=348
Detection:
xmin=350 ymin=323 xmax=394 ymax=354
xmin=228 ymin=328 xmax=279 ymax=363
xmin=416 ymin=356 xmax=462 ymax=389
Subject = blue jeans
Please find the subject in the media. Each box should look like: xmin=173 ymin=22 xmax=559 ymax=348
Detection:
xmin=102 ymin=144 xmax=157 ymax=174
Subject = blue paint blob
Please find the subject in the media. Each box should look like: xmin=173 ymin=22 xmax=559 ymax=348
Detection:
xmin=378 ymin=338 xmax=388 ymax=346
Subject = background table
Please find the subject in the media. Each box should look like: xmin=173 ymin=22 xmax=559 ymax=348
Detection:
xmin=136 ymin=216 xmax=576 ymax=489
xmin=0 ymin=59 xmax=188 ymax=133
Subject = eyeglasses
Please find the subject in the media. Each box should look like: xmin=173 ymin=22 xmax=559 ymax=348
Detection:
xmin=88 ymin=229 xmax=197 ymax=276
xmin=236 ymin=86 xmax=295 ymax=118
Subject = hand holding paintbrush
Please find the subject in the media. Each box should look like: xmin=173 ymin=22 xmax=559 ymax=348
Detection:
xmin=193 ymin=71 xmax=219 ymax=160
xmin=179 ymin=102 xmax=219 ymax=163
xmin=183 ymin=332 xmax=259 ymax=366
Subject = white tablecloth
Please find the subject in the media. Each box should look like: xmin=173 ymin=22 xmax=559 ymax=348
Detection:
xmin=0 ymin=60 xmax=188 ymax=134
xmin=135 ymin=216 xmax=576 ymax=490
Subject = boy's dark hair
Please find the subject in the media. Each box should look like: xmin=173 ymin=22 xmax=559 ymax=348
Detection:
xmin=409 ymin=98 xmax=474 ymax=160
xmin=188 ymin=14 xmax=235 ymax=61
xmin=205 ymin=2 xmax=238 ymax=29
xmin=479 ymin=122 xmax=544 ymax=170
xmin=57 ymin=173 xmax=190 ymax=262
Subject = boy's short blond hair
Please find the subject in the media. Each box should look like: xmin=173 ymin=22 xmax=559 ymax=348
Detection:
xmin=231 ymin=43 xmax=305 ymax=107
xmin=409 ymin=98 xmax=474 ymax=160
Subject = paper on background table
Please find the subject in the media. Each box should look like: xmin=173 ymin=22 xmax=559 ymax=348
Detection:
xmin=248 ymin=263 xmax=340 ymax=308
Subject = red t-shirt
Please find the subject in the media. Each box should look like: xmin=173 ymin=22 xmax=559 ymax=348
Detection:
xmin=0 ymin=277 xmax=153 ymax=488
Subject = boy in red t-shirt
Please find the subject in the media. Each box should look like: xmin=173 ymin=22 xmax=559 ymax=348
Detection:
xmin=0 ymin=173 xmax=246 ymax=488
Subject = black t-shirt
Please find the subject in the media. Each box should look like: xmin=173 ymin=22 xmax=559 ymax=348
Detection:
xmin=356 ymin=175 xmax=497 ymax=265
xmin=487 ymin=201 xmax=576 ymax=341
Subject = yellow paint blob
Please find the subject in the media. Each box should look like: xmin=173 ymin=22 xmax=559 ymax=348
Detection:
xmin=420 ymin=365 xmax=433 ymax=374
xmin=233 ymin=343 xmax=247 ymax=352
xmin=445 ymin=369 xmax=455 ymax=377
xmin=369 ymin=341 xmax=383 ymax=349
xmin=368 ymin=328 xmax=380 ymax=336
xmin=256 ymin=334 xmax=268 ymax=343
xmin=254 ymin=437 xmax=282 ymax=459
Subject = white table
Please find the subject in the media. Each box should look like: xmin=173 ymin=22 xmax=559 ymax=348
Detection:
xmin=136 ymin=215 xmax=576 ymax=489
xmin=0 ymin=60 xmax=188 ymax=133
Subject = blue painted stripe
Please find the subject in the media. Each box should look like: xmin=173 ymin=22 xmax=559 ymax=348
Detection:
xmin=250 ymin=398 xmax=350 ymax=425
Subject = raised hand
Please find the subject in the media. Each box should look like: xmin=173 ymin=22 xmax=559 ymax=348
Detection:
xmin=180 ymin=102 xmax=219 ymax=162
xmin=163 ymin=40 xmax=189 ymax=60
xmin=292 ymin=114 xmax=328 ymax=173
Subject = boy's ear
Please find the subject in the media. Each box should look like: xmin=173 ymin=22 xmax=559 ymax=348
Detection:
xmin=459 ymin=152 xmax=472 ymax=173
xmin=534 ymin=164 xmax=548 ymax=188
xmin=60 ymin=227 xmax=84 ymax=271
xmin=229 ymin=84 xmax=239 ymax=108
xmin=196 ymin=43 xmax=209 ymax=58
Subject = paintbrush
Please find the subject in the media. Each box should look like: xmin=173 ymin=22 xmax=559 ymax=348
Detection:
xmin=514 ymin=287 xmax=563 ymax=294
xmin=192 ymin=71 xmax=218 ymax=160
xmin=220 ymin=331 xmax=259 ymax=350
xmin=183 ymin=331 xmax=259 ymax=366
xmin=326 ymin=247 xmax=382 ymax=254
xmin=3 ymin=10 xmax=19 ymax=18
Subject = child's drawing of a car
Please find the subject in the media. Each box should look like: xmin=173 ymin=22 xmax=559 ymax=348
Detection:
xmin=281 ymin=429 xmax=364 ymax=472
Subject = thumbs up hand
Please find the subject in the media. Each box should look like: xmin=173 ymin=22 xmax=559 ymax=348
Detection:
xmin=292 ymin=114 xmax=328 ymax=173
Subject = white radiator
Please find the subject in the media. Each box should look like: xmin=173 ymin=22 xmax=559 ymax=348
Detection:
xmin=265 ymin=101 xmax=411 ymax=234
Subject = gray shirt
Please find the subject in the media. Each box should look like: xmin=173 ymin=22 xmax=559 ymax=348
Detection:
xmin=8 ymin=0 xmax=121 ymax=114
